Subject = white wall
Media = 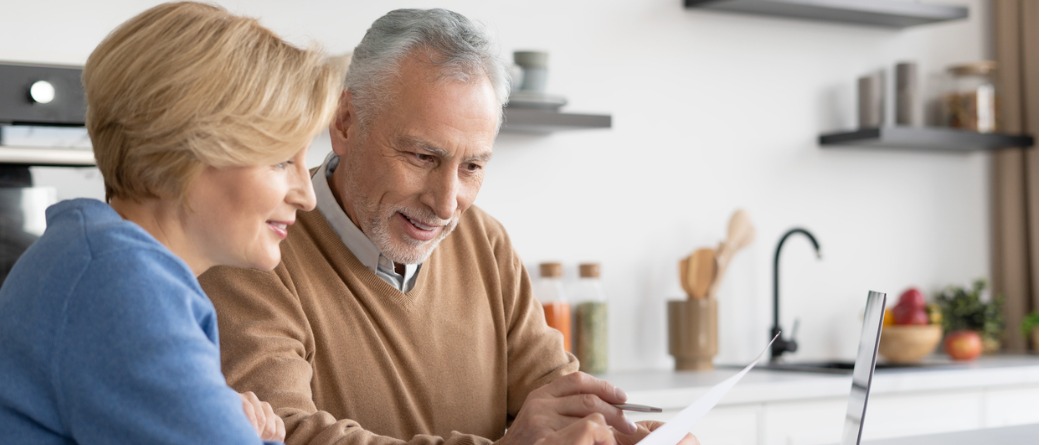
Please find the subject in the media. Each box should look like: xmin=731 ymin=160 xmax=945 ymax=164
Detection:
xmin=1 ymin=0 xmax=995 ymax=371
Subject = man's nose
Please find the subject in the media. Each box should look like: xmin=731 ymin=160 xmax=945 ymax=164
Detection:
xmin=422 ymin=168 xmax=458 ymax=220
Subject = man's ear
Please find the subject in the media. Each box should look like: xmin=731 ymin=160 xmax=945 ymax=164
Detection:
xmin=331 ymin=89 xmax=356 ymax=143
xmin=330 ymin=90 xmax=356 ymax=157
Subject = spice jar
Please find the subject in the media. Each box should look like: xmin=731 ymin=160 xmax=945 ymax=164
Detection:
xmin=943 ymin=61 xmax=998 ymax=133
xmin=536 ymin=262 xmax=571 ymax=352
xmin=572 ymin=263 xmax=608 ymax=374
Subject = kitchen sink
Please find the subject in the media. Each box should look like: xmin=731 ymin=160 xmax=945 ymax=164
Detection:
xmin=755 ymin=358 xmax=965 ymax=375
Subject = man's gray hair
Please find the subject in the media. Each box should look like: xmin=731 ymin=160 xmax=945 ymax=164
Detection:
xmin=346 ymin=8 xmax=509 ymax=130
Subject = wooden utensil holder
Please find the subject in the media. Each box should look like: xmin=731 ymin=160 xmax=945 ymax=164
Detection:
xmin=668 ymin=298 xmax=718 ymax=371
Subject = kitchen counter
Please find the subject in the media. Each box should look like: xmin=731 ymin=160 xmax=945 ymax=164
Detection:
xmin=603 ymin=354 xmax=1039 ymax=408
xmin=599 ymin=354 xmax=1038 ymax=445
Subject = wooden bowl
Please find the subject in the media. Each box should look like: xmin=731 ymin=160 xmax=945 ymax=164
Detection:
xmin=879 ymin=325 xmax=943 ymax=363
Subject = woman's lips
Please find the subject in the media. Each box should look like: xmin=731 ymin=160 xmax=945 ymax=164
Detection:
xmin=267 ymin=220 xmax=292 ymax=239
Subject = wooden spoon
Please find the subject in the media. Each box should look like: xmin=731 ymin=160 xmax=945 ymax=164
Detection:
xmin=688 ymin=248 xmax=718 ymax=299
xmin=679 ymin=256 xmax=693 ymax=298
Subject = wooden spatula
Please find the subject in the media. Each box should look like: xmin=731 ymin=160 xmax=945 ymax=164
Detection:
xmin=709 ymin=209 xmax=755 ymax=296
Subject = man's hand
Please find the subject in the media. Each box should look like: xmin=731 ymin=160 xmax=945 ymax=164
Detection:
xmin=240 ymin=391 xmax=286 ymax=442
xmin=503 ymin=372 xmax=635 ymax=445
xmin=534 ymin=413 xmax=617 ymax=445
xmin=614 ymin=420 xmax=701 ymax=445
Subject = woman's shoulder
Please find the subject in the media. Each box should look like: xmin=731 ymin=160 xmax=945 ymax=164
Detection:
xmin=35 ymin=198 xmax=194 ymax=284
xmin=46 ymin=198 xmax=167 ymax=256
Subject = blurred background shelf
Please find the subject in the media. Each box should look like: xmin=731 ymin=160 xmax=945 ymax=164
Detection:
xmin=684 ymin=0 xmax=968 ymax=28
xmin=501 ymin=108 xmax=612 ymax=134
xmin=819 ymin=127 xmax=1035 ymax=152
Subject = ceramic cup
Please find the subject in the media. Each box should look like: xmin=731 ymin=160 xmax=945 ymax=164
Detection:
xmin=895 ymin=61 xmax=919 ymax=126
xmin=667 ymin=298 xmax=718 ymax=371
xmin=858 ymin=72 xmax=884 ymax=128
xmin=513 ymin=50 xmax=548 ymax=93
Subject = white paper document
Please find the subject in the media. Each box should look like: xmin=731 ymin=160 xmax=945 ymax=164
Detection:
xmin=637 ymin=334 xmax=779 ymax=445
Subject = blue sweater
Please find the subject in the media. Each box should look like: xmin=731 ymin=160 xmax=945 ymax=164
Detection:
xmin=0 ymin=199 xmax=271 ymax=444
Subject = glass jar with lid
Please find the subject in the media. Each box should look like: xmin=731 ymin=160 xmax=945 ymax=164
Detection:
xmin=572 ymin=263 xmax=608 ymax=374
xmin=536 ymin=262 xmax=571 ymax=352
xmin=943 ymin=61 xmax=998 ymax=133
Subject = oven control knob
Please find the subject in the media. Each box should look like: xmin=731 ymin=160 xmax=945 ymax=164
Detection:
xmin=29 ymin=80 xmax=56 ymax=104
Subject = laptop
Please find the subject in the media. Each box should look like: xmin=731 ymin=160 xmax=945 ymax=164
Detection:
xmin=841 ymin=290 xmax=887 ymax=445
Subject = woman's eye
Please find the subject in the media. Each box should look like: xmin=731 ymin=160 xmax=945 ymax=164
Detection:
xmin=274 ymin=160 xmax=292 ymax=169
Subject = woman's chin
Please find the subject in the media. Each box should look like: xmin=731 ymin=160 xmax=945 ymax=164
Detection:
xmin=239 ymin=252 xmax=282 ymax=271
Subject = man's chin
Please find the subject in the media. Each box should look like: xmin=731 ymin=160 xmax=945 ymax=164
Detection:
xmin=383 ymin=239 xmax=441 ymax=265
xmin=386 ymin=248 xmax=433 ymax=265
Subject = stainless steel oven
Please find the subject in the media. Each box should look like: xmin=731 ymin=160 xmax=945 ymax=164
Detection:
xmin=0 ymin=62 xmax=87 ymax=283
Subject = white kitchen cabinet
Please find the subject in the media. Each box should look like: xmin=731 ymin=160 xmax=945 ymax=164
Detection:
xmin=983 ymin=385 xmax=1039 ymax=426
xmin=761 ymin=397 xmax=845 ymax=445
xmin=863 ymin=389 xmax=984 ymax=439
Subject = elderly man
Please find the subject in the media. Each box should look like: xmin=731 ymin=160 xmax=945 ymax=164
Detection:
xmin=201 ymin=8 xmax=685 ymax=445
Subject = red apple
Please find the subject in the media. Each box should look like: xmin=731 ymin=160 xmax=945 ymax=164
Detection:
xmin=897 ymin=287 xmax=925 ymax=308
xmin=944 ymin=330 xmax=983 ymax=361
xmin=892 ymin=304 xmax=929 ymax=325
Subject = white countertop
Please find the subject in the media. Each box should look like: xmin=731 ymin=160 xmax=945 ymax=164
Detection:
xmin=599 ymin=354 xmax=1039 ymax=409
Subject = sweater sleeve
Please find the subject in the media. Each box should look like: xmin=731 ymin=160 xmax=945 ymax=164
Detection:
xmin=491 ymin=219 xmax=580 ymax=417
xmin=55 ymin=249 xmax=265 ymax=444
xmin=202 ymin=264 xmax=494 ymax=445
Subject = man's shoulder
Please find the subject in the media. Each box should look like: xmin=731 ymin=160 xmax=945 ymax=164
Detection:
xmin=443 ymin=205 xmax=512 ymax=250
xmin=458 ymin=205 xmax=506 ymax=235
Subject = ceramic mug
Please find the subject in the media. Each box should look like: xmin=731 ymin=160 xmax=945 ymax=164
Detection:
xmin=513 ymin=50 xmax=548 ymax=93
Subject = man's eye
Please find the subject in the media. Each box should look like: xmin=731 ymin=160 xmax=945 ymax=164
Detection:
xmin=465 ymin=163 xmax=483 ymax=173
xmin=415 ymin=153 xmax=436 ymax=163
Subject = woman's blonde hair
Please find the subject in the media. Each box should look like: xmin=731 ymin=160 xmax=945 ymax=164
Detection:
xmin=84 ymin=1 xmax=348 ymax=202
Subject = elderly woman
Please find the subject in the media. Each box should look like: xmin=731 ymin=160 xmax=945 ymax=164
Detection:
xmin=0 ymin=2 xmax=345 ymax=443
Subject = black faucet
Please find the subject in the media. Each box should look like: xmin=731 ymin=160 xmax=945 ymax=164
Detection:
xmin=771 ymin=227 xmax=821 ymax=362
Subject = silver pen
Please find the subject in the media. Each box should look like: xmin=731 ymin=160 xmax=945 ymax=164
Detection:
xmin=614 ymin=403 xmax=663 ymax=413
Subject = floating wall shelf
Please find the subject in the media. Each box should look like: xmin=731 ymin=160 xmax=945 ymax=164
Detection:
xmin=684 ymin=0 xmax=969 ymax=28
xmin=501 ymin=108 xmax=612 ymax=134
xmin=819 ymin=127 xmax=1035 ymax=152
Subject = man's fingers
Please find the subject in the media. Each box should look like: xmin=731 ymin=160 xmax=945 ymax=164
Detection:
xmin=537 ymin=413 xmax=616 ymax=445
xmin=553 ymin=393 xmax=636 ymax=435
xmin=637 ymin=420 xmax=700 ymax=445
xmin=615 ymin=420 xmax=701 ymax=445
xmin=543 ymin=372 xmax=628 ymax=404
xmin=614 ymin=420 xmax=651 ymax=445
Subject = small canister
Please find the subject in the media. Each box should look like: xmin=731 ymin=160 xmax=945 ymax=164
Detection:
xmin=943 ymin=61 xmax=998 ymax=133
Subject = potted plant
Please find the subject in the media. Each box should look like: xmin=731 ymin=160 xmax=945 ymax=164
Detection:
xmin=934 ymin=278 xmax=1004 ymax=360
xmin=1021 ymin=311 xmax=1038 ymax=352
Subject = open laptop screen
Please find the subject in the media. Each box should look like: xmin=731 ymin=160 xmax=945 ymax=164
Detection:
xmin=841 ymin=290 xmax=887 ymax=445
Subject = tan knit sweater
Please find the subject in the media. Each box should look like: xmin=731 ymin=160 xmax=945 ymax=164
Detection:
xmin=199 ymin=205 xmax=577 ymax=445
